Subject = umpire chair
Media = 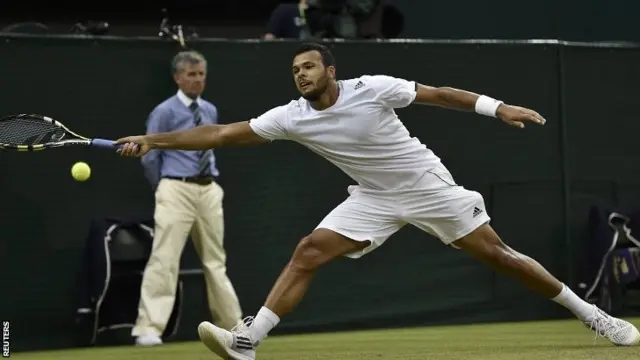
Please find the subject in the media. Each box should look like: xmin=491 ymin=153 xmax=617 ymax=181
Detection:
xmin=74 ymin=217 xmax=183 ymax=346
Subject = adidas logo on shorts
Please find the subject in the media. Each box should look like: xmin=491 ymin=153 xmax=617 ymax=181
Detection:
xmin=473 ymin=207 xmax=483 ymax=218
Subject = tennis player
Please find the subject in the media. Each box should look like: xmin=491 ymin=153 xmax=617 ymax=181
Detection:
xmin=116 ymin=43 xmax=639 ymax=359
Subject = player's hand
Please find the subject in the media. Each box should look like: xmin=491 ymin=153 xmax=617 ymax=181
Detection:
xmin=496 ymin=104 xmax=546 ymax=129
xmin=115 ymin=135 xmax=151 ymax=157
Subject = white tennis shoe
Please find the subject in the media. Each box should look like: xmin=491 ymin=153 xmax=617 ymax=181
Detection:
xmin=198 ymin=318 xmax=256 ymax=360
xmin=585 ymin=305 xmax=640 ymax=346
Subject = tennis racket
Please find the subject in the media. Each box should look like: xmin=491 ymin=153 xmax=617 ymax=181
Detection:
xmin=0 ymin=113 xmax=120 ymax=151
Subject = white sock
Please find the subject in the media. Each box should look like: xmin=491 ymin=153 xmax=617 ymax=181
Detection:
xmin=249 ymin=306 xmax=280 ymax=344
xmin=551 ymin=283 xmax=594 ymax=320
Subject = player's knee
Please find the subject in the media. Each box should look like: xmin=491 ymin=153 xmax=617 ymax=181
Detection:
xmin=289 ymin=235 xmax=327 ymax=272
xmin=456 ymin=225 xmax=518 ymax=267
xmin=288 ymin=229 xmax=369 ymax=272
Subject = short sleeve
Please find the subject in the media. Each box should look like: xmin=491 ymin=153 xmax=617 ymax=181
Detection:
xmin=363 ymin=75 xmax=417 ymax=109
xmin=248 ymin=105 xmax=290 ymax=141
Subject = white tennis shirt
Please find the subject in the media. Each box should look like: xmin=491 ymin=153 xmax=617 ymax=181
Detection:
xmin=249 ymin=75 xmax=443 ymax=191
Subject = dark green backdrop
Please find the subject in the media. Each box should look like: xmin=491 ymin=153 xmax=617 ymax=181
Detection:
xmin=1 ymin=35 xmax=639 ymax=352
xmin=395 ymin=0 xmax=640 ymax=41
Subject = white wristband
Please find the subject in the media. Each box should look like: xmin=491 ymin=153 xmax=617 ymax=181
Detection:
xmin=475 ymin=95 xmax=504 ymax=117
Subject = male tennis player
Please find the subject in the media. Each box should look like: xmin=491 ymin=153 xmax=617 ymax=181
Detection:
xmin=117 ymin=43 xmax=640 ymax=359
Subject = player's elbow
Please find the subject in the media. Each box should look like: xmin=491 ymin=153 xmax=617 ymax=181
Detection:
xmin=416 ymin=84 xmax=450 ymax=106
xmin=214 ymin=124 xmax=233 ymax=147
xmin=211 ymin=121 xmax=266 ymax=148
xmin=432 ymin=87 xmax=457 ymax=103
xmin=420 ymin=86 xmax=472 ymax=110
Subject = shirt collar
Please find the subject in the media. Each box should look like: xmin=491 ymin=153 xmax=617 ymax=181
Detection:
xmin=177 ymin=90 xmax=201 ymax=108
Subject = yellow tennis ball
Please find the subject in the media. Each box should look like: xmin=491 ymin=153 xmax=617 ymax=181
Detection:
xmin=71 ymin=162 xmax=91 ymax=181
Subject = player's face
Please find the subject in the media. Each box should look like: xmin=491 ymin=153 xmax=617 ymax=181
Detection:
xmin=292 ymin=51 xmax=334 ymax=101
xmin=174 ymin=61 xmax=206 ymax=98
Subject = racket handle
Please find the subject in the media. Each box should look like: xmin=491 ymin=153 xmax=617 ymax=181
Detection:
xmin=91 ymin=138 xmax=119 ymax=149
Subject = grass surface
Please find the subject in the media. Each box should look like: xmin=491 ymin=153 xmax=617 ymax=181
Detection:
xmin=16 ymin=318 xmax=640 ymax=360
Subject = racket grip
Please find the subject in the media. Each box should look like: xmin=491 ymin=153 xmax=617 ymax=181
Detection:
xmin=91 ymin=138 xmax=119 ymax=149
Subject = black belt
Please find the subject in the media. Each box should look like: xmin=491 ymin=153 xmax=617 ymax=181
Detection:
xmin=163 ymin=175 xmax=215 ymax=185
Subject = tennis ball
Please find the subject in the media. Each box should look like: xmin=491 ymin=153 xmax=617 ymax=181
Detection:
xmin=71 ymin=162 xmax=91 ymax=181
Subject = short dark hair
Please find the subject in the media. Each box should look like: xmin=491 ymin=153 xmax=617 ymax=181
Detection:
xmin=294 ymin=43 xmax=336 ymax=68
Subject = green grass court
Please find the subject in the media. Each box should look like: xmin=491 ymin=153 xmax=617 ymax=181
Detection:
xmin=16 ymin=317 xmax=640 ymax=360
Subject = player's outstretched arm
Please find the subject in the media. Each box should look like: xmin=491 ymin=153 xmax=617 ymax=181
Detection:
xmin=116 ymin=121 xmax=266 ymax=157
xmin=413 ymin=83 xmax=547 ymax=128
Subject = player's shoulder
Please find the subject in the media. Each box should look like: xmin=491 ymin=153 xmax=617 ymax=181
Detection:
xmin=289 ymin=97 xmax=314 ymax=113
xmin=342 ymin=75 xmax=374 ymax=90
xmin=272 ymin=100 xmax=300 ymax=112
xmin=342 ymin=74 xmax=404 ymax=92
xmin=357 ymin=74 xmax=406 ymax=85
xmin=257 ymin=100 xmax=299 ymax=119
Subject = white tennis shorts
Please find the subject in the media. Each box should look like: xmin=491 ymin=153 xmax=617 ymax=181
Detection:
xmin=315 ymin=165 xmax=491 ymax=259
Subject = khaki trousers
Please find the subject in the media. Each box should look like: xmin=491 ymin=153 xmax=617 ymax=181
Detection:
xmin=131 ymin=178 xmax=242 ymax=337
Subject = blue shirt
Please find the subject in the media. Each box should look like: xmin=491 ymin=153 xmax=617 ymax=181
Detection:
xmin=141 ymin=90 xmax=220 ymax=188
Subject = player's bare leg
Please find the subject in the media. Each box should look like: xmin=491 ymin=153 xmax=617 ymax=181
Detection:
xmin=262 ymin=228 xmax=368 ymax=315
xmin=454 ymin=223 xmax=640 ymax=346
xmin=453 ymin=224 xmax=563 ymax=297
xmin=197 ymin=229 xmax=368 ymax=359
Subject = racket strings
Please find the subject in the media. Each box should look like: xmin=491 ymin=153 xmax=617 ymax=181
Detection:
xmin=0 ymin=117 xmax=65 ymax=145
